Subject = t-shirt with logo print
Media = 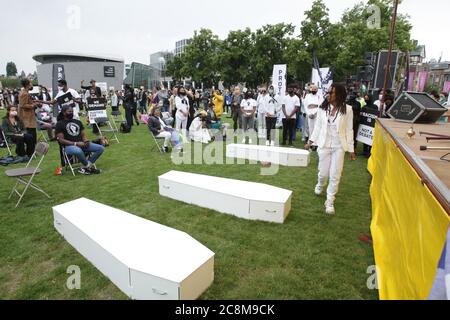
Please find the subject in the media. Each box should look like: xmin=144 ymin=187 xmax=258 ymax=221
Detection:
xmin=55 ymin=119 xmax=84 ymax=142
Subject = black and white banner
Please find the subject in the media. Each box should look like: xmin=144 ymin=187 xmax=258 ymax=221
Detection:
xmin=356 ymin=108 xmax=378 ymax=146
xmin=52 ymin=64 xmax=65 ymax=117
xmin=87 ymin=98 xmax=107 ymax=124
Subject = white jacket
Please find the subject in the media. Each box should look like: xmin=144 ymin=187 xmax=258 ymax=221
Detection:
xmin=310 ymin=105 xmax=355 ymax=153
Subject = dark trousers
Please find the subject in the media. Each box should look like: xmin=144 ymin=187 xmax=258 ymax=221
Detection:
xmin=12 ymin=133 xmax=35 ymax=157
xmin=232 ymin=106 xmax=242 ymax=132
xmin=363 ymin=144 xmax=372 ymax=156
xmin=131 ymin=104 xmax=139 ymax=125
xmin=282 ymin=118 xmax=296 ymax=144
xmin=125 ymin=106 xmax=133 ymax=128
xmin=266 ymin=117 xmax=277 ymax=141
xmin=27 ymin=128 xmax=37 ymax=145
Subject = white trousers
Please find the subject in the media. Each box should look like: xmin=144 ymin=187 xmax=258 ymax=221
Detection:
xmin=307 ymin=117 xmax=317 ymax=141
xmin=175 ymin=115 xmax=188 ymax=134
xmin=156 ymin=131 xmax=171 ymax=147
xmin=257 ymin=112 xmax=266 ymax=137
xmin=316 ymin=147 xmax=345 ymax=203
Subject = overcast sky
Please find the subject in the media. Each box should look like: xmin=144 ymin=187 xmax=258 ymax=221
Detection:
xmin=0 ymin=0 xmax=447 ymax=75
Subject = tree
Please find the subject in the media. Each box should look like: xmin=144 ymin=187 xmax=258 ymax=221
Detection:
xmin=333 ymin=0 xmax=415 ymax=81
xmin=6 ymin=62 xmax=17 ymax=77
xmin=218 ymin=28 xmax=254 ymax=87
xmin=166 ymin=55 xmax=186 ymax=83
xmin=299 ymin=0 xmax=339 ymax=76
xmin=251 ymin=23 xmax=295 ymax=87
xmin=182 ymin=29 xmax=221 ymax=88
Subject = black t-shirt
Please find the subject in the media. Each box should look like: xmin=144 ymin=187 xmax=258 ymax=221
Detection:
xmin=55 ymin=119 xmax=84 ymax=142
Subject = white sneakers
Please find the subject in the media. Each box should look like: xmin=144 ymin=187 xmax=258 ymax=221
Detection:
xmin=248 ymin=139 xmax=252 ymax=144
xmin=314 ymin=185 xmax=323 ymax=196
xmin=315 ymin=186 xmax=335 ymax=215
xmin=324 ymin=200 xmax=335 ymax=215
xmin=266 ymin=141 xmax=270 ymax=146
xmin=242 ymin=138 xmax=246 ymax=144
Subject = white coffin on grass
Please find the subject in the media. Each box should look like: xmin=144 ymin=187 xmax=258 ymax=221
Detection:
xmin=159 ymin=171 xmax=292 ymax=224
xmin=53 ymin=198 xmax=214 ymax=300
xmin=226 ymin=144 xmax=310 ymax=167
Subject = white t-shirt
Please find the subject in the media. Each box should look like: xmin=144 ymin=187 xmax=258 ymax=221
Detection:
xmin=55 ymin=88 xmax=81 ymax=119
xmin=266 ymin=95 xmax=281 ymax=117
xmin=256 ymin=94 xmax=270 ymax=114
xmin=303 ymin=93 xmax=323 ymax=116
xmin=281 ymin=95 xmax=300 ymax=119
xmin=240 ymin=99 xmax=257 ymax=113
xmin=175 ymin=96 xmax=189 ymax=120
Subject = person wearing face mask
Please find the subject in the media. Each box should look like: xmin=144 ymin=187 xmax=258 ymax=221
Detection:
xmin=231 ymin=86 xmax=243 ymax=132
xmin=18 ymin=79 xmax=43 ymax=145
xmin=265 ymin=86 xmax=280 ymax=146
xmin=240 ymin=91 xmax=257 ymax=144
xmin=303 ymin=84 xmax=323 ymax=147
xmin=305 ymin=84 xmax=356 ymax=215
xmin=175 ymin=86 xmax=189 ymax=135
xmin=49 ymin=80 xmax=82 ymax=121
xmin=2 ymin=105 xmax=35 ymax=160
xmin=55 ymin=105 xmax=104 ymax=175
xmin=281 ymin=84 xmax=300 ymax=146
xmin=256 ymin=87 xmax=270 ymax=140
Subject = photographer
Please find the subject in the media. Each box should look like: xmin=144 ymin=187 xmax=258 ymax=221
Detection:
xmin=55 ymin=105 xmax=104 ymax=175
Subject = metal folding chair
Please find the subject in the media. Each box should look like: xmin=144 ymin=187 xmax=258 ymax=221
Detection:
xmin=60 ymin=144 xmax=96 ymax=176
xmin=151 ymin=133 xmax=165 ymax=153
xmin=5 ymin=142 xmax=51 ymax=208
xmin=94 ymin=117 xmax=120 ymax=144
xmin=1 ymin=128 xmax=13 ymax=156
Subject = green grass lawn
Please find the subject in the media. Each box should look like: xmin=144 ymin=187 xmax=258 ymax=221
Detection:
xmin=0 ymin=110 xmax=377 ymax=300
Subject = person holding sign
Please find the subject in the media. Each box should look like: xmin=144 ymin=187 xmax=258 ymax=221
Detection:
xmin=305 ymin=84 xmax=356 ymax=215
xmin=47 ymin=80 xmax=82 ymax=120
xmin=55 ymin=105 xmax=104 ymax=175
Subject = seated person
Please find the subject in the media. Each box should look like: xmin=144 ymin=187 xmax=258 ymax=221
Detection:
xmin=148 ymin=107 xmax=182 ymax=153
xmin=206 ymin=102 xmax=229 ymax=139
xmin=1 ymin=105 xmax=35 ymax=160
xmin=189 ymin=110 xmax=212 ymax=144
xmin=55 ymin=105 xmax=104 ymax=175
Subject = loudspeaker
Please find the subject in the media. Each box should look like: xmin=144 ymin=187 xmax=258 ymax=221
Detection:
xmin=387 ymin=92 xmax=448 ymax=123
xmin=372 ymin=50 xmax=400 ymax=90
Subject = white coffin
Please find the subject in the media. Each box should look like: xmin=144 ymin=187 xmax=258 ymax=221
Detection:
xmin=53 ymin=198 xmax=214 ymax=300
xmin=159 ymin=171 xmax=292 ymax=224
xmin=226 ymin=144 xmax=310 ymax=167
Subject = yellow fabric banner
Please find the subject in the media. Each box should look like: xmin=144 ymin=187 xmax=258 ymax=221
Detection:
xmin=368 ymin=123 xmax=450 ymax=300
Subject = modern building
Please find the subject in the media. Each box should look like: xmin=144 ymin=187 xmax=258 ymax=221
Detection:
xmin=123 ymin=62 xmax=160 ymax=89
xmin=175 ymin=39 xmax=192 ymax=57
xmin=33 ymin=53 xmax=125 ymax=92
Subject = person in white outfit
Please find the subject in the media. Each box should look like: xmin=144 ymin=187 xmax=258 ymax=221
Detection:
xmin=256 ymin=88 xmax=270 ymax=139
xmin=305 ymin=83 xmax=356 ymax=215
xmin=175 ymin=86 xmax=189 ymax=135
xmin=189 ymin=111 xmax=212 ymax=144
xmin=303 ymin=84 xmax=323 ymax=146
